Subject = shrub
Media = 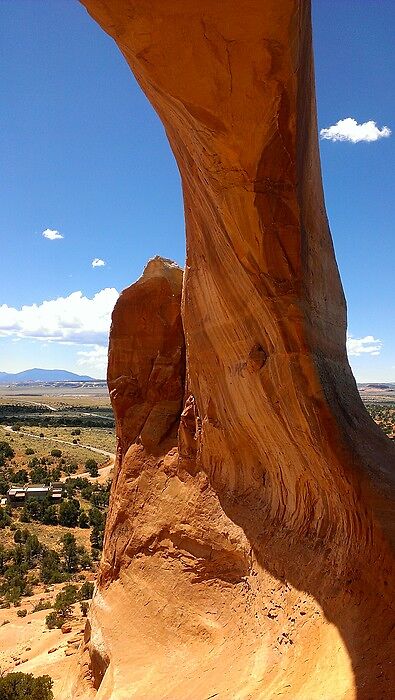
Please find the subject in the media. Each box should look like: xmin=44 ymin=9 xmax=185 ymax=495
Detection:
xmin=80 ymin=601 xmax=89 ymax=617
xmin=0 ymin=510 xmax=11 ymax=528
xmin=53 ymin=584 xmax=78 ymax=620
xmin=12 ymin=469 xmax=29 ymax=484
xmin=85 ymin=459 xmax=98 ymax=478
xmin=79 ymin=580 xmax=94 ymax=600
xmin=25 ymin=448 xmax=35 ymax=455
xmin=0 ymin=672 xmax=53 ymax=700
xmin=78 ymin=511 xmax=89 ymax=529
xmin=0 ymin=477 xmax=9 ymax=495
xmin=50 ymin=449 xmax=62 ymax=458
xmin=33 ymin=599 xmax=52 ymax=612
xmin=4 ymin=587 xmax=21 ymax=607
xmin=45 ymin=611 xmax=64 ymax=629
xmin=17 ymin=608 xmax=27 ymax=618
xmin=50 ymin=467 xmax=61 ymax=480
xmin=79 ymin=552 xmax=92 ymax=570
xmin=0 ymin=441 xmax=14 ymax=459
xmin=13 ymin=529 xmax=23 ymax=544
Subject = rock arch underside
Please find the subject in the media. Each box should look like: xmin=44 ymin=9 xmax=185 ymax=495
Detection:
xmin=75 ymin=2 xmax=395 ymax=698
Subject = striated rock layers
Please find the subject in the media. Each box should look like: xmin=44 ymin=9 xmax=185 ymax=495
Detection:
xmin=77 ymin=1 xmax=395 ymax=698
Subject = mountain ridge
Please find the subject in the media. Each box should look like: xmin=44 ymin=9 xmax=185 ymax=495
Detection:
xmin=0 ymin=368 xmax=97 ymax=383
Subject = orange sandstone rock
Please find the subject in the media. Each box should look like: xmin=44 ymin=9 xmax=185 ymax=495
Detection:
xmin=77 ymin=2 xmax=395 ymax=699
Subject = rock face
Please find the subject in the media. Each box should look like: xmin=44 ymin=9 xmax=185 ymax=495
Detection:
xmin=77 ymin=2 xmax=395 ymax=698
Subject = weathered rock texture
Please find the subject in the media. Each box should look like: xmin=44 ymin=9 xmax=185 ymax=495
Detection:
xmin=77 ymin=1 xmax=395 ymax=698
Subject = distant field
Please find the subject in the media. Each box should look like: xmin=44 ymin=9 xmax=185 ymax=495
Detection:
xmin=0 ymin=380 xmax=109 ymax=401
xmin=0 ymin=520 xmax=92 ymax=552
xmin=1 ymin=425 xmax=115 ymax=468
xmin=358 ymin=383 xmax=395 ymax=405
xmin=0 ymin=382 xmax=115 ymax=471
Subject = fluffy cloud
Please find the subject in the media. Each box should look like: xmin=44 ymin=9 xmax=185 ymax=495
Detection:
xmin=92 ymin=258 xmax=106 ymax=268
xmin=0 ymin=288 xmax=119 ymax=346
xmin=42 ymin=228 xmax=63 ymax=240
xmin=320 ymin=118 xmax=391 ymax=143
xmin=346 ymin=334 xmax=382 ymax=357
xmin=77 ymin=345 xmax=108 ymax=375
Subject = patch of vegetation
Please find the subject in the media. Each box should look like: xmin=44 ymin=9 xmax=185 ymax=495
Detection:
xmin=85 ymin=458 xmax=98 ymax=478
xmin=45 ymin=580 xmax=94 ymax=629
xmin=0 ymin=531 xmax=92 ymax=605
xmin=0 ymin=672 xmax=53 ymax=700
xmin=33 ymin=598 xmax=52 ymax=612
xmin=0 ymin=403 xmax=114 ymax=429
xmin=365 ymin=403 xmax=395 ymax=438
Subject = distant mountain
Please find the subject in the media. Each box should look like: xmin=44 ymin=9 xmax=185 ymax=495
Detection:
xmin=0 ymin=368 xmax=96 ymax=383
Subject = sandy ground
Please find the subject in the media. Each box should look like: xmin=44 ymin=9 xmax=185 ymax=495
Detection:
xmin=59 ymin=458 xmax=114 ymax=485
xmin=0 ymin=589 xmax=85 ymax=697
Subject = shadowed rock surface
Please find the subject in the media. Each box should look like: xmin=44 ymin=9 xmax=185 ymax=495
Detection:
xmin=76 ymin=1 xmax=395 ymax=698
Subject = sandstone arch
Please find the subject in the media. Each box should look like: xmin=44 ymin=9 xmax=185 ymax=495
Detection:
xmin=76 ymin=2 xmax=395 ymax=698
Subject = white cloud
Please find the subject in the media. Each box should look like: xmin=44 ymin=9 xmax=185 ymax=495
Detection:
xmin=77 ymin=345 xmax=108 ymax=376
xmin=0 ymin=288 xmax=119 ymax=346
xmin=42 ymin=228 xmax=64 ymax=240
xmin=92 ymin=258 xmax=106 ymax=268
xmin=347 ymin=334 xmax=382 ymax=357
xmin=320 ymin=118 xmax=391 ymax=143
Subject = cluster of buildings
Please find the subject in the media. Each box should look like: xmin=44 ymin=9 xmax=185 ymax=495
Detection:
xmin=6 ymin=482 xmax=64 ymax=504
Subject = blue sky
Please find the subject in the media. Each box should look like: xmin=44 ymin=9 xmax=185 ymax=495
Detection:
xmin=0 ymin=1 xmax=393 ymax=381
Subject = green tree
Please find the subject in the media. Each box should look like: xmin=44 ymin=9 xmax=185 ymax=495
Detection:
xmin=88 ymin=507 xmax=105 ymax=529
xmin=13 ymin=529 xmax=23 ymax=544
xmin=78 ymin=511 xmax=89 ymax=529
xmin=12 ymin=469 xmax=29 ymax=484
xmin=0 ymin=442 xmax=14 ymax=459
xmin=0 ymin=509 xmax=11 ymax=529
xmin=24 ymin=534 xmax=42 ymax=565
xmin=58 ymin=499 xmax=80 ymax=527
xmin=54 ymin=584 xmax=78 ymax=616
xmin=61 ymin=533 xmax=78 ymax=573
xmin=85 ymin=459 xmax=98 ymax=478
xmin=0 ymin=672 xmax=53 ymax=700
xmin=79 ymin=580 xmax=94 ymax=600
xmin=40 ymin=550 xmax=64 ymax=584
xmin=23 ymin=499 xmax=44 ymax=522
xmin=42 ymin=505 xmax=58 ymax=526
xmin=90 ymin=526 xmax=104 ymax=552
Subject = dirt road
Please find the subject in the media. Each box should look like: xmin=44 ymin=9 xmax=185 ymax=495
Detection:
xmin=1 ymin=425 xmax=115 ymax=459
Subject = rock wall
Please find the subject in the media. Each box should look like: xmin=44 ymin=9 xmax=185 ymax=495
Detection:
xmin=77 ymin=2 xmax=395 ymax=698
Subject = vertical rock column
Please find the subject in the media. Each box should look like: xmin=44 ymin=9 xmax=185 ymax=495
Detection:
xmin=78 ymin=2 xmax=395 ymax=698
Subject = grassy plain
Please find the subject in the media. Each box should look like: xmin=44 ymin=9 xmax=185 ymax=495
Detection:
xmin=0 ymin=382 xmax=115 ymax=471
